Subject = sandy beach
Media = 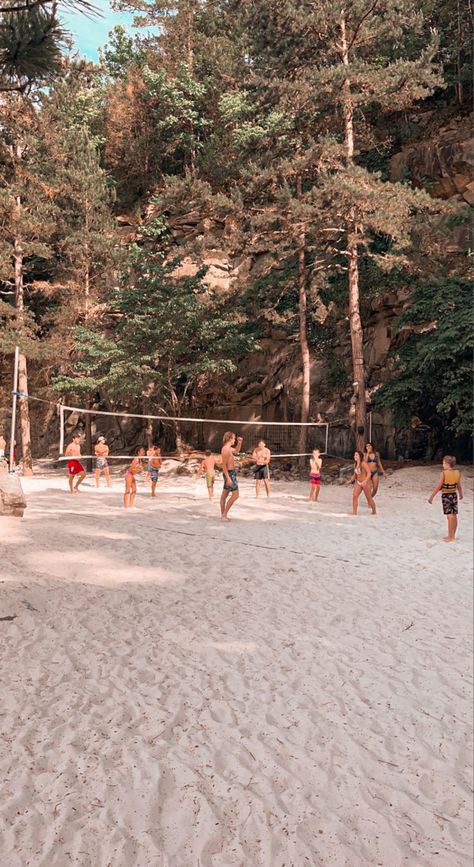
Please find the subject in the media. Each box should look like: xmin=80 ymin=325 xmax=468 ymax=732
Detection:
xmin=0 ymin=465 xmax=472 ymax=867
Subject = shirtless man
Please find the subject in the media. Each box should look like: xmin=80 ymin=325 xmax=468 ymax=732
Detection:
xmin=252 ymin=439 xmax=271 ymax=498
xmin=95 ymin=436 xmax=111 ymax=488
xmin=220 ymin=431 xmax=243 ymax=520
xmin=65 ymin=433 xmax=86 ymax=494
xmin=149 ymin=446 xmax=163 ymax=498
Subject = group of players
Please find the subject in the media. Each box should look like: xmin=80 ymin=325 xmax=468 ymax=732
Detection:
xmin=64 ymin=429 xmax=388 ymax=521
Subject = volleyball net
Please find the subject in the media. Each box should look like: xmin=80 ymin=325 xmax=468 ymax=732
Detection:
xmin=58 ymin=404 xmax=329 ymax=461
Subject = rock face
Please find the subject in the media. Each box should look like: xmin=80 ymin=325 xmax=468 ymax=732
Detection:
xmin=0 ymin=469 xmax=27 ymax=517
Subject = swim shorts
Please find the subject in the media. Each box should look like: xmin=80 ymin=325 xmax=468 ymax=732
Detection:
xmin=68 ymin=460 xmax=84 ymax=476
xmin=309 ymin=473 xmax=321 ymax=486
xmin=205 ymin=471 xmax=215 ymax=488
xmin=442 ymin=492 xmax=458 ymax=515
xmin=150 ymin=467 xmax=159 ymax=482
xmin=254 ymin=464 xmax=270 ymax=481
xmin=223 ymin=468 xmax=238 ymax=492
xmin=96 ymin=457 xmax=108 ymax=469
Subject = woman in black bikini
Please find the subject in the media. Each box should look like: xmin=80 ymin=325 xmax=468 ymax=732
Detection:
xmin=347 ymin=451 xmax=376 ymax=515
xmin=364 ymin=442 xmax=386 ymax=497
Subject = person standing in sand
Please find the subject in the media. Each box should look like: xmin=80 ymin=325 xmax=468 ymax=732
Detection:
xmin=124 ymin=447 xmax=146 ymax=508
xmin=428 ymin=455 xmax=463 ymax=543
xmin=65 ymin=434 xmax=86 ymax=494
xmin=364 ymin=442 xmax=386 ymax=497
xmin=196 ymin=450 xmax=218 ymax=500
xmin=346 ymin=450 xmax=376 ymax=515
xmin=308 ymin=448 xmax=322 ymax=502
xmin=220 ymin=431 xmax=243 ymax=520
xmin=95 ymin=436 xmax=111 ymax=488
xmin=149 ymin=446 xmax=162 ymax=498
xmin=252 ymin=440 xmax=271 ymax=498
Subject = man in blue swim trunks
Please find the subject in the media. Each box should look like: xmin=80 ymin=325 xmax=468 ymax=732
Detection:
xmin=220 ymin=431 xmax=243 ymax=520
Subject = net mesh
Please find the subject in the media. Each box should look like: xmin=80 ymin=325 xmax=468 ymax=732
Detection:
xmin=59 ymin=405 xmax=329 ymax=459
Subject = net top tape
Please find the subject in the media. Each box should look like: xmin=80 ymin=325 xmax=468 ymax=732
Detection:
xmin=60 ymin=405 xmax=328 ymax=428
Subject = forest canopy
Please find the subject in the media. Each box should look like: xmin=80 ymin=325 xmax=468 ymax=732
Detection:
xmin=0 ymin=0 xmax=472 ymax=470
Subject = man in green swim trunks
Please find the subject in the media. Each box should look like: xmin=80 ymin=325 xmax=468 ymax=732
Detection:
xmin=220 ymin=431 xmax=243 ymax=520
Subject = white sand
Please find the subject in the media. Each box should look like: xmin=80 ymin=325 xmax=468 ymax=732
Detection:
xmin=0 ymin=466 xmax=472 ymax=867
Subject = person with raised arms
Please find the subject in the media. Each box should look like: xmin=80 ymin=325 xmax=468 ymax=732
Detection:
xmin=220 ymin=431 xmax=243 ymax=520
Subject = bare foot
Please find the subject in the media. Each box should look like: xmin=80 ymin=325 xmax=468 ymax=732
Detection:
xmin=442 ymin=536 xmax=455 ymax=543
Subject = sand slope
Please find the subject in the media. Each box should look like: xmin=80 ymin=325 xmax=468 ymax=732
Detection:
xmin=0 ymin=466 xmax=472 ymax=867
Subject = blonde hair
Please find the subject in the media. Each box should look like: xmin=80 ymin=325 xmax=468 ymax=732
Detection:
xmin=222 ymin=431 xmax=235 ymax=444
xmin=443 ymin=454 xmax=456 ymax=468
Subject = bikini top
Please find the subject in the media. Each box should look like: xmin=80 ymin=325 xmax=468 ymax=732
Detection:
xmin=367 ymin=455 xmax=377 ymax=463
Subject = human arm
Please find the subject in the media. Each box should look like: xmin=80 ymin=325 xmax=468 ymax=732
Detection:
xmin=376 ymin=452 xmax=386 ymax=476
xmin=458 ymin=478 xmax=463 ymax=500
xmin=428 ymin=472 xmax=444 ymax=503
xmin=233 ymin=436 xmax=243 ymax=455
xmin=195 ymin=460 xmax=204 ymax=479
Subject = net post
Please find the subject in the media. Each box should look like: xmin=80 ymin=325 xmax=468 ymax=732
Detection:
xmin=59 ymin=404 xmax=65 ymax=455
xmin=368 ymin=411 xmax=372 ymax=443
xmin=325 ymin=422 xmax=329 ymax=456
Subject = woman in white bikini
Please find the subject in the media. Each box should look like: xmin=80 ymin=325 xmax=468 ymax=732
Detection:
xmin=124 ymin=447 xmax=146 ymax=508
xmin=347 ymin=450 xmax=376 ymax=515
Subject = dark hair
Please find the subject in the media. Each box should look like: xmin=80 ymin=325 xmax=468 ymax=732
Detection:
xmin=205 ymin=449 xmax=212 ymax=456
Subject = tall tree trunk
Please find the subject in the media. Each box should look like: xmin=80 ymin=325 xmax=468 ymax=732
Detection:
xmin=296 ymin=176 xmax=310 ymax=461
xmin=14 ymin=237 xmax=33 ymax=475
xmin=83 ymin=265 xmax=93 ymax=471
xmin=340 ymin=12 xmax=367 ymax=452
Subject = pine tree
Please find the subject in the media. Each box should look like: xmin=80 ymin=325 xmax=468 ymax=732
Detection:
xmin=237 ymin=0 xmax=450 ymax=450
xmin=0 ymin=93 xmax=60 ymax=472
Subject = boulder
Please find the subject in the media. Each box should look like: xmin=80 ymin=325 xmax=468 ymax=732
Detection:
xmin=0 ymin=468 xmax=27 ymax=517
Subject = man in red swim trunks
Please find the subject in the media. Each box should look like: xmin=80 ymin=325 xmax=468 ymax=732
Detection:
xmin=65 ymin=434 xmax=86 ymax=494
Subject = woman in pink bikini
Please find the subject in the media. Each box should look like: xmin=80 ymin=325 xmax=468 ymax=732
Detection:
xmin=123 ymin=447 xmax=146 ymax=508
xmin=347 ymin=450 xmax=376 ymax=515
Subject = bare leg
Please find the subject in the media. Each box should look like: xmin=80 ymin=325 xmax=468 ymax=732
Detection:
xmin=75 ymin=471 xmax=86 ymax=491
xmin=363 ymin=483 xmax=376 ymax=514
xmin=309 ymin=485 xmax=315 ymax=501
xmin=224 ymin=490 xmax=239 ymax=518
xmin=443 ymin=515 xmax=457 ymax=542
xmin=95 ymin=468 xmax=100 ymax=487
xmin=104 ymin=468 xmax=111 ymax=488
xmin=151 ymin=480 xmax=157 ymax=497
xmin=220 ymin=489 xmax=229 ymax=517
xmin=313 ymin=483 xmax=320 ymax=502
xmin=255 ymin=479 xmax=261 ymax=498
xmin=352 ymin=485 xmax=362 ymax=515
xmin=130 ymin=480 xmax=137 ymax=508
xmin=124 ymin=475 xmax=132 ymax=507
xmin=264 ymin=478 xmax=270 ymax=497
xmin=68 ymin=474 xmax=76 ymax=495
xmin=372 ymin=475 xmax=379 ymax=497
xmin=208 ymin=484 xmax=214 ymax=501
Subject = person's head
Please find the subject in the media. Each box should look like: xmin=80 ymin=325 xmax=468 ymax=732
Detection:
xmin=312 ymin=449 xmax=320 ymax=459
xmin=155 ymin=446 xmax=161 ymax=454
xmin=364 ymin=442 xmax=374 ymax=453
xmin=97 ymin=436 xmax=106 ymax=444
xmin=137 ymin=446 xmax=146 ymax=456
xmin=223 ymin=431 xmax=235 ymax=445
xmin=354 ymin=450 xmax=363 ymax=464
xmin=205 ymin=449 xmax=212 ymax=457
xmin=72 ymin=433 xmax=81 ymax=443
xmin=443 ymin=454 xmax=456 ymax=470
xmin=258 ymin=440 xmax=265 ymax=448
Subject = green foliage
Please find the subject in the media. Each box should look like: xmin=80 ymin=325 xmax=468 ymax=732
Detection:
xmin=0 ymin=6 xmax=65 ymax=91
xmin=54 ymin=247 xmax=256 ymax=412
xmin=375 ymin=278 xmax=473 ymax=443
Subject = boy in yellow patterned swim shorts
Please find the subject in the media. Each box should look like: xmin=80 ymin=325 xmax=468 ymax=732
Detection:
xmin=195 ymin=450 xmax=218 ymax=500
